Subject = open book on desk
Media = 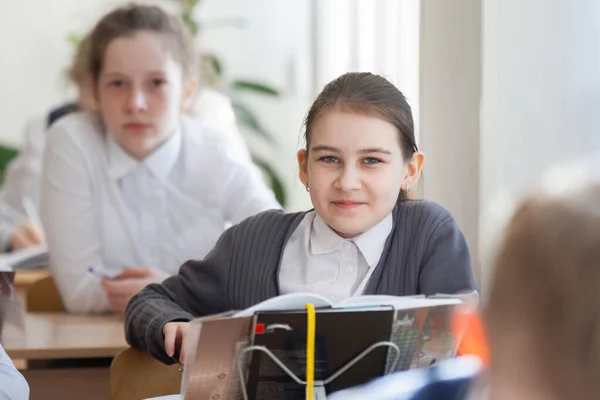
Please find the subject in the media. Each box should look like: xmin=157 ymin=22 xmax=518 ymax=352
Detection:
xmin=0 ymin=244 xmax=48 ymax=271
xmin=180 ymin=292 xmax=472 ymax=400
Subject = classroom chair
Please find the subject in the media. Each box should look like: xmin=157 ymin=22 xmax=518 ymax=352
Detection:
xmin=110 ymin=347 xmax=181 ymax=400
xmin=26 ymin=275 xmax=64 ymax=312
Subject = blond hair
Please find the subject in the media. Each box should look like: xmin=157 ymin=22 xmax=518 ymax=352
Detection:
xmin=87 ymin=4 xmax=198 ymax=83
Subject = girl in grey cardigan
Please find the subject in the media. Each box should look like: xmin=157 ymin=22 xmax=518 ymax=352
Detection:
xmin=125 ymin=72 xmax=478 ymax=365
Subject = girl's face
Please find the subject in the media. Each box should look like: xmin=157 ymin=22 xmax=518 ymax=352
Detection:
xmin=97 ymin=30 xmax=196 ymax=160
xmin=298 ymin=110 xmax=423 ymax=238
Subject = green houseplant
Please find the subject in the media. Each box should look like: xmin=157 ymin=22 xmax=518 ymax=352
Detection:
xmin=0 ymin=145 xmax=19 ymax=184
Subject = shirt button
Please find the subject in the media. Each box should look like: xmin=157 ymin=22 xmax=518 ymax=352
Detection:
xmin=346 ymin=266 xmax=354 ymax=274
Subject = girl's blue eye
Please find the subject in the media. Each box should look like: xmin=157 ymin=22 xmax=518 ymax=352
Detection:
xmin=363 ymin=157 xmax=382 ymax=164
xmin=319 ymin=156 xmax=339 ymax=164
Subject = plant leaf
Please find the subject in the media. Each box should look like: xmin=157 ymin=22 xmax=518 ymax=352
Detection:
xmin=203 ymin=53 xmax=223 ymax=77
xmin=0 ymin=143 xmax=19 ymax=185
xmin=252 ymin=155 xmax=286 ymax=207
xmin=231 ymin=101 xmax=275 ymax=144
xmin=232 ymin=80 xmax=280 ymax=96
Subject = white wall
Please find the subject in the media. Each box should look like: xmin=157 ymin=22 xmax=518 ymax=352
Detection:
xmin=0 ymin=0 xmax=314 ymax=210
xmin=420 ymin=0 xmax=600 ymax=289
xmin=0 ymin=0 xmax=115 ymax=145
xmin=312 ymin=0 xmax=420 ymax=120
xmin=419 ymin=0 xmax=482 ymax=278
xmin=480 ymin=0 xmax=600 ymax=288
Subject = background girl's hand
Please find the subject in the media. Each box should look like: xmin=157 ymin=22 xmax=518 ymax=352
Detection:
xmin=11 ymin=221 xmax=45 ymax=250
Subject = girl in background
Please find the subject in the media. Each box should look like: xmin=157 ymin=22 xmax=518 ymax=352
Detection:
xmin=40 ymin=4 xmax=279 ymax=314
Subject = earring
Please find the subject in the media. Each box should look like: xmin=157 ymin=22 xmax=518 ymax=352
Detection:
xmin=305 ymin=185 xmax=310 ymax=192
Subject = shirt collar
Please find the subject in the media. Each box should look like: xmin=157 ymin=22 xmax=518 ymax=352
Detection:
xmin=353 ymin=213 xmax=393 ymax=267
xmin=309 ymin=212 xmax=393 ymax=267
xmin=309 ymin=214 xmax=346 ymax=255
xmin=143 ymin=129 xmax=182 ymax=181
xmin=107 ymin=134 xmax=137 ymax=181
xmin=107 ymin=128 xmax=182 ymax=182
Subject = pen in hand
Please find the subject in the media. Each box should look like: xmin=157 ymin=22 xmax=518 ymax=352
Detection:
xmin=88 ymin=266 xmax=119 ymax=280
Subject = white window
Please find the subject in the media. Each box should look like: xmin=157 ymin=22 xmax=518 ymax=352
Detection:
xmin=311 ymin=0 xmax=421 ymax=142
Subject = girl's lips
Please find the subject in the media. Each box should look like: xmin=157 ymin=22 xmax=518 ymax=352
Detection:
xmin=124 ymin=122 xmax=150 ymax=131
xmin=332 ymin=201 xmax=365 ymax=209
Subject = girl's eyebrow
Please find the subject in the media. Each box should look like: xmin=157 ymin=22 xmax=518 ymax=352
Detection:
xmin=358 ymin=147 xmax=393 ymax=155
xmin=310 ymin=145 xmax=339 ymax=153
xmin=310 ymin=145 xmax=392 ymax=155
xmin=102 ymin=70 xmax=167 ymax=78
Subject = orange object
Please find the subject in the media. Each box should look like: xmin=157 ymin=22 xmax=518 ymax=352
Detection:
xmin=452 ymin=311 xmax=490 ymax=366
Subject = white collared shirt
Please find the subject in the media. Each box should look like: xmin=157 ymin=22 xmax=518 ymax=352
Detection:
xmin=278 ymin=211 xmax=393 ymax=303
xmin=41 ymin=111 xmax=280 ymax=313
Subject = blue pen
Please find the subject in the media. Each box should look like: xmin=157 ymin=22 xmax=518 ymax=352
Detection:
xmin=88 ymin=266 xmax=118 ymax=280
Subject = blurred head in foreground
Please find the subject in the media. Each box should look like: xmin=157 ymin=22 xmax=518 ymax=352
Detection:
xmin=484 ymin=157 xmax=600 ymax=400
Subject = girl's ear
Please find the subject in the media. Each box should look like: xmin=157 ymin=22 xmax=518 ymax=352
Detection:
xmin=297 ymin=149 xmax=308 ymax=187
xmin=404 ymin=151 xmax=425 ymax=189
xmin=181 ymin=78 xmax=199 ymax=112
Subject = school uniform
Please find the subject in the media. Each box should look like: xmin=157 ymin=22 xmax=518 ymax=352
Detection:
xmin=124 ymin=201 xmax=478 ymax=364
xmin=40 ymin=111 xmax=280 ymax=313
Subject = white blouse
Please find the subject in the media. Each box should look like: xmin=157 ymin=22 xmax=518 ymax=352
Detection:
xmin=278 ymin=211 xmax=393 ymax=303
xmin=41 ymin=111 xmax=280 ymax=313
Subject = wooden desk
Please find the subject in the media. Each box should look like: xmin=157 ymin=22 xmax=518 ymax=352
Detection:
xmin=3 ymin=312 xmax=128 ymax=400
xmin=12 ymin=270 xmax=50 ymax=302
xmin=3 ymin=312 xmax=128 ymax=360
xmin=14 ymin=270 xmax=50 ymax=288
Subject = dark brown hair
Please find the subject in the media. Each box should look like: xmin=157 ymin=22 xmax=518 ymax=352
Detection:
xmin=87 ymin=4 xmax=198 ymax=84
xmin=303 ymin=72 xmax=418 ymax=201
xmin=485 ymin=184 xmax=600 ymax=398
